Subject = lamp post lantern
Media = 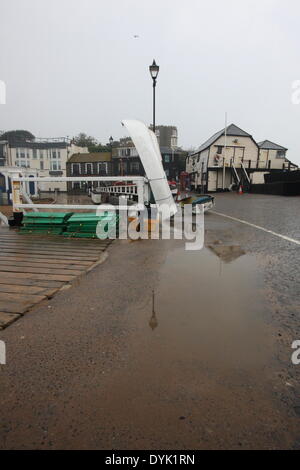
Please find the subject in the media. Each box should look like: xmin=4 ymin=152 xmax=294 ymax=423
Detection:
xmin=149 ymin=59 xmax=159 ymax=134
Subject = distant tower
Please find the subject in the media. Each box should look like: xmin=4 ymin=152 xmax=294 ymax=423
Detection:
xmin=150 ymin=125 xmax=178 ymax=148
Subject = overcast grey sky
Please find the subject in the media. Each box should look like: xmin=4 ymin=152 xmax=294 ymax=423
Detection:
xmin=1 ymin=0 xmax=300 ymax=163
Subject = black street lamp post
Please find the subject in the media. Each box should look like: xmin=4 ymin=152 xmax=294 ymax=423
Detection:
xmin=149 ymin=60 xmax=159 ymax=133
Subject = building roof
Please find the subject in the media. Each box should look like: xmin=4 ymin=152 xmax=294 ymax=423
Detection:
xmin=257 ymin=140 xmax=287 ymax=151
xmin=195 ymin=123 xmax=253 ymax=154
xmin=68 ymin=152 xmax=111 ymax=163
xmin=10 ymin=141 xmax=69 ymax=149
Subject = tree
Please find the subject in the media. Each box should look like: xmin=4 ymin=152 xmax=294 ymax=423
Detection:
xmin=73 ymin=133 xmax=97 ymax=148
xmin=1 ymin=130 xmax=35 ymax=144
xmin=88 ymin=143 xmax=111 ymax=153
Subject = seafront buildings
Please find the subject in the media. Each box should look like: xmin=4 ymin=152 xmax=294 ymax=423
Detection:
xmin=186 ymin=124 xmax=297 ymax=192
xmin=0 ymin=125 xmax=185 ymax=198
xmin=0 ymin=131 xmax=87 ymax=195
xmin=1 ymin=123 xmax=298 ymax=200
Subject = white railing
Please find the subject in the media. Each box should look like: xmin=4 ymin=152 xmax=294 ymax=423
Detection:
xmin=10 ymin=175 xmax=148 ymax=212
xmin=240 ymin=161 xmax=251 ymax=184
xmin=230 ymin=160 xmax=240 ymax=185
xmin=99 ymin=184 xmax=138 ymax=196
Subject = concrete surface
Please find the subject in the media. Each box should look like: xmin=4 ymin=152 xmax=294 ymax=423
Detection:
xmin=0 ymin=192 xmax=299 ymax=449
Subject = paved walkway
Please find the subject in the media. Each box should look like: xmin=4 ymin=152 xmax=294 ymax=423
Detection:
xmin=0 ymin=193 xmax=299 ymax=449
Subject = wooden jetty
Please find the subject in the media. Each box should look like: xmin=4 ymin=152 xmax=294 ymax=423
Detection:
xmin=0 ymin=227 xmax=111 ymax=329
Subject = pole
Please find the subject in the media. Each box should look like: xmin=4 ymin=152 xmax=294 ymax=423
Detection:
xmin=152 ymin=79 xmax=156 ymax=133
xmin=12 ymin=175 xmax=21 ymax=212
xmin=222 ymin=112 xmax=227 ymax=190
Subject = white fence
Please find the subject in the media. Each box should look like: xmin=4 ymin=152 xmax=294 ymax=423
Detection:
xmin=11 ymin=175 xmax=149 ymax=212
xmin=99 ymin=184 xmax=138 ymax=197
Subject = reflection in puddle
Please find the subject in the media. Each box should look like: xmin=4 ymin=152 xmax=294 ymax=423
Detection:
xmin=151 ymin=245 xmax=272 ymax=372
xmin=208 ymin=242 xmax=246 ymax=263
xmin=149 ymin=289 xmax=158 ymax=331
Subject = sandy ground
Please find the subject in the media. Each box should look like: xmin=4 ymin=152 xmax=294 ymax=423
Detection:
xmin=0 ymin=192 xmax=299 ymax=449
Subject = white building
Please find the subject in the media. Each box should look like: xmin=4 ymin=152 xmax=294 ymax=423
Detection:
xmin=4 ymin=137 xmax=87 ymax=193
xmin=186 ymin=124 xmax=297 ymax=192
xmin=257 ymin=140 xmax=288 ymax=169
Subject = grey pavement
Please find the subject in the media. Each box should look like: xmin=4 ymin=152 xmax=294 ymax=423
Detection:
xmin=0 ymin=193 xmax=299 ymax=449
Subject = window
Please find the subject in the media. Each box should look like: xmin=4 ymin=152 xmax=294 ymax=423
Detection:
xmin=276 ymin=150 xmax=285 ymax=159
xmin=52 ymin=150 xmax=56 ymax=159
xmin=57 ymin=151 xmax=61 ymax=159
xmin=40 ymin=150 xmax=44 ymax=159
xmin=130 ymin=162 xmax=139 ymax=172
xmin=164 ymin=154 xmax=170 ymax=163
xmin=72 ymin=163 xmax=80 ymax=175
xmin=86 ymin=163 xmax=92 ymax=174
xmin=51 ymin=161 xmax=61 ymax=170
xmin=33 ymin=149 xmax=37 ymax=159
xmin=50 ymin=161 xmax=61 ymax=171
xmin=216 ymin=146 xmax=223 ymax=154
xmin=98 ymin=162 xmax=107 ymax=174
xmin=40 ymin=161 xmax=44 ymax=170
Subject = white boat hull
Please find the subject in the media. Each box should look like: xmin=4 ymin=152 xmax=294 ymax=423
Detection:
xmin=122 ymin=120 xmax=177 ymax=220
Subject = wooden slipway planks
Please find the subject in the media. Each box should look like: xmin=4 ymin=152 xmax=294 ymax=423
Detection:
xmin=0 ymin=228 xmax=111 ymax=329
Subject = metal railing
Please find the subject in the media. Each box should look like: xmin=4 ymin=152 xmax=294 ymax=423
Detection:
xmin=240 ymin=161 xmax=250 ymax=183
xmin=230 ymin=160 xmax=241 ymax=185
xmin=100 ymin=184 xmax=138 ymax=196
xmin=216 ymin=158 xmax=293 ymax=171
xmin=10 ymin=175 xmax=148 ymax=212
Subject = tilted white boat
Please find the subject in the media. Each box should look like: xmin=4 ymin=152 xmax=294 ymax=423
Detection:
xmin=122 ymin=119 xmax=177 ymax=220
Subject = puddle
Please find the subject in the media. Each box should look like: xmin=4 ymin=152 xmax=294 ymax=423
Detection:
xmin=207 ymin=243 xmax=246 ymax=263
xmin=102 ymin=241 xmax=292 ymax=449
xmin=147 ymin=244 xmax=273 ymax=374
